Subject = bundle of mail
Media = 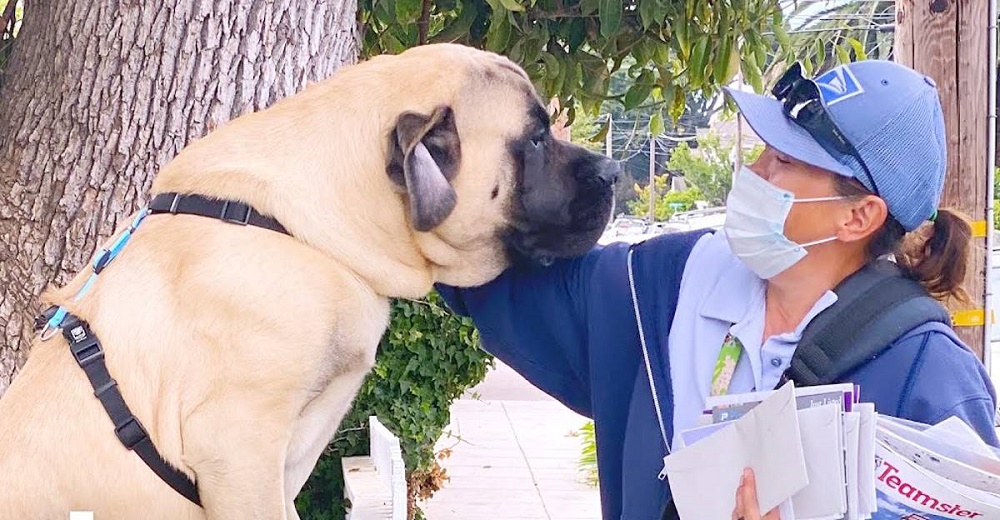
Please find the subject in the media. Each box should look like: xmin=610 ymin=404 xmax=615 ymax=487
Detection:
xmin=662 ymin=382 xmax=1000 ymax=520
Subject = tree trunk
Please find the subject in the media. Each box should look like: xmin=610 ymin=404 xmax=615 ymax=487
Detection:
xmin=0 ymin=0 xmax=359 ymax=395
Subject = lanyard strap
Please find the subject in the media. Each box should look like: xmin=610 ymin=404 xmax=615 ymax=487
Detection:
xmin=710 ymin=333 xmax=743 ymax=397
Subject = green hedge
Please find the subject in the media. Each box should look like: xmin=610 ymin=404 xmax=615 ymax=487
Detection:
xmin=296 ymin=291 xmax=493 ymax=520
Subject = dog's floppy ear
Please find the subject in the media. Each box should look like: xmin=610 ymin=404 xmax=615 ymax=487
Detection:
xmin=387 ymin=106 xmax=461 ymax=232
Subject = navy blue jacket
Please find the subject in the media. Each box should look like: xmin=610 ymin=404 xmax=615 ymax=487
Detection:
xmin=437 ymin=230 xmax=999 ymax=520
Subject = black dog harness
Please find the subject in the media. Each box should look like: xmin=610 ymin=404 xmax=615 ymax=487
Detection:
xmin=35 ymin=193 xmax=291 ymax=507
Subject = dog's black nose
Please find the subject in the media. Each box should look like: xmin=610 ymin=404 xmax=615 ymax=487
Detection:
xmin=596 ymin=158 xmax=620 ymax=185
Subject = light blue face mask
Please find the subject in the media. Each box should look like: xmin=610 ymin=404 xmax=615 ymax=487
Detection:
xmin=723 ymin=166 xmax=846 ymax=279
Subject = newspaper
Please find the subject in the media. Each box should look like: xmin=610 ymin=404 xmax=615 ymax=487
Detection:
xmin=668 ymin=382 xmax=1000 ymax=520
xmin=873 ymin=439 xmax=1000 ymax=519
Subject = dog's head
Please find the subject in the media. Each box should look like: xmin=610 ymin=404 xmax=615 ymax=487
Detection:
xmin=150 ymin=44 xmax=616 ymax=293
xmin=383 ymin=44 xmax=618 ymax=286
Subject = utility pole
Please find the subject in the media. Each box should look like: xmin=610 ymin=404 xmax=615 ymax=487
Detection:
xmin=649 ymin=133 xmax=656 ymax=223
xmin=606 ymin=114 xmax=613 ymax=158
xmin=734 ymin=72 xmax=745 ymax=179
xmin=734 ymin=113 xmax=744 ymax=182
xmin=895 ymin=0 xmax=992 ymax=361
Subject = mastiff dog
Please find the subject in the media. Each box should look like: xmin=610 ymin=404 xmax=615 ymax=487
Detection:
xmin=0 ymin=43 xmax=617 ymax=519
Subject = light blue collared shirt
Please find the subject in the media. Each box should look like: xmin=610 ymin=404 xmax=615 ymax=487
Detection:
xmin=667 ymin=232 xmax=838 ymax=448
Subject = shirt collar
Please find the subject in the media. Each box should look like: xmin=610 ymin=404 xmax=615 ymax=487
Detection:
xmin=787 ymin=290 xmax=839 ymax=339
xmin=698 ymin=247 xmax=840 ymax=334
xmin=698 ymin=252 xmax=764 ymax=324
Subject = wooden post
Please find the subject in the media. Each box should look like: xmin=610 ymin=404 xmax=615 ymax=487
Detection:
xmin=649 ymin=134 xmax=656 ymax=223
xmin=735 ymin=113 xmax=744 ymax=176
xmin=895 ymin=0 xmax=990 ymax=360
xmin=606 ymin=114 xmax=614 ymax=158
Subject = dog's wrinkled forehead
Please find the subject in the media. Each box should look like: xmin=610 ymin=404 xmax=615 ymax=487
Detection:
xmin=460 ymin=58 xmax=550 ymax=138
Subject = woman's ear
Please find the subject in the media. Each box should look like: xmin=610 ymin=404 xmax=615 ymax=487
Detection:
xmin=838 ymin=195 xmax=888 ymax=243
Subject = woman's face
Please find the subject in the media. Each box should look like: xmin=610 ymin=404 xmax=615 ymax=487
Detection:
xmin=746 ymin=145 xmax=849 ymax=245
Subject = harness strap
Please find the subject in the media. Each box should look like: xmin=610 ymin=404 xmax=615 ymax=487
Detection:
xmin=34 ymin=193 xmax=291 ymax=508
xmin=60 ymin=314 xmax=201 ymax=505
xmin=148 ymin=193 xmax=290 ymax=236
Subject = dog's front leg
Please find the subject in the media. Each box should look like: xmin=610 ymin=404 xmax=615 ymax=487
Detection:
xmin=286 ymin=500 xmax=302 ymax=520
xmin=184 ymin=402 xmax=292 ymax=520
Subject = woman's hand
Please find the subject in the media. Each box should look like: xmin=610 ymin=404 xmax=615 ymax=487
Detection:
xmin=732 ymin=467 xmax=780 ymax=520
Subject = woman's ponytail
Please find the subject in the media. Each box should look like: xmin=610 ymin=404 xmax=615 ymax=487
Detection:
xmin=896 ymin=208 xmax=972 ymax=303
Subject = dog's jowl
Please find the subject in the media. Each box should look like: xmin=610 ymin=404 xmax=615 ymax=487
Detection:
xmin=0 ymin=44 xmax=617 ymax=520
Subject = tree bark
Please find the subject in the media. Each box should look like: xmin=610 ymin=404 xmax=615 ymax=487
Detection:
xmin=0 ymin=0 xmax=359 ymax=395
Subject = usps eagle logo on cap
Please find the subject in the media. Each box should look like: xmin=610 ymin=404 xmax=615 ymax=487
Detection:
xmin=815 ymin=66 xmax=865 ymax=106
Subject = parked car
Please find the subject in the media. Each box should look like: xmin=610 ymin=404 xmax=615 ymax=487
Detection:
xmin=598 ymin=209 xmax=728 ymax=245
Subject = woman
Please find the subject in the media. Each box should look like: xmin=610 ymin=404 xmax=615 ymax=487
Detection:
xmin=436 ymin=59 xmax=998 ymax=520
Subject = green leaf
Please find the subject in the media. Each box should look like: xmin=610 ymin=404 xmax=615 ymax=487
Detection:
xmin=560 ymin=58 xmax=580 ymax=97
xmin=431 ymin=3 xmax=479 ymax=43
xmin=688 ymin=35 xmax=709 ymax=88
xmin=815 ymin=37 xmax=826 ymax=66
xmin=378 ymin=0 xmax=396 ymax=20
xmin=650 ymin=110 xmax=665 ymax=136
xmin=639 ymin=0 xmax=659 ymax=30
xmin=624 ymin=82 xmax=653 ymax=110
xmin=496 ymin=0 xmax=525 ymax=11
xmin=741 ymin=57 xmax=763 ymax=93
xmin=540 ymin=51 xmax=560 ymax=80
xmin=773 ymin=24 xmax=791 ymax=53
xmin=669 ymin=86 xmax=687 ymax=123
xmin=579 ymin=0 xmax=600 ymax=15
xmin=672 ymin=16 xmax=690 ymax=59
xmin=713 ymin=37 xmax=733 ymax=85
xmin=725 ymin=42 xmax=741 ymax=83
xmin=395 ymin=0 xmax=422 ymax=21
xmin=581 ymin=55 xmax=610 ymax=98
xmin=846 ymin=37 xmax=867 ymax=61
xmin=485 ymin=6 xmax=512 ymax=52
xmin=836 ymin=44 xmax=850 ymax=64
xmin=653 ymin=42 xmax=670 ymax=65
xmin=599 ymin=0 xmax=622 ymax=38
xmin=567 ymin=18 xmax=587 ymax=52
xmin=634 ymin=40 xmax=652 ymax=65
xmin=754 ymin=43 xmax=767 ymax=70
xmin=589 ymin=118 xmax=611 ymax=143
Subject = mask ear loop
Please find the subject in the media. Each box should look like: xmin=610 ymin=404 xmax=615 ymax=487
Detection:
xmin=792 ymin=195 xmax=850 ymax=203
xmin=789 ymin=196 xmax=848 ymax=249
xmin=797 ymin=235 xmax=839 ymax=248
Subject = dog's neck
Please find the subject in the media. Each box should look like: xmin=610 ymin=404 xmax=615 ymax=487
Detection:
xmin=150 ymin=84 xmax=439 ymax=299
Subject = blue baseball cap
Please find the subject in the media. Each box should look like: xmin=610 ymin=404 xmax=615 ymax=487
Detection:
xmin=724 ymin=60 xmax=947 ymax=231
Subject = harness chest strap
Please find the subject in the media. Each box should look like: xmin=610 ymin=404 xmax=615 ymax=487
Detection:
xmin=37 ymin=193 xmax=292 ymax=507
xmin=59 ymin=315 xmax=202 ymax=505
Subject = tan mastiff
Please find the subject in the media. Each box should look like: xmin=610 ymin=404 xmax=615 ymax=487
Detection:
xmin=0 ymin=43 xmax=617 ymax=519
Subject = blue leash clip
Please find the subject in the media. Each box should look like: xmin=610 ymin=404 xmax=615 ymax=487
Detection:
xmin=39 ymin=207 xmax=150 ymax=341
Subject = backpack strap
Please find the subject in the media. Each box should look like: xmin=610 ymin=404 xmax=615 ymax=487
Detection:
xmin=784 ymin=259 xmax=951 ymax=387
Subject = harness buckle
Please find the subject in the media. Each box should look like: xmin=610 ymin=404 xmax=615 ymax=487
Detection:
xmin=93 ymin=248 xmax=112 ymax=274
xmin=221 ymin=200 xmax=251 ymax=226
xmin=34 ymin=306 xmax=59 ymax=333
xmin=67 ymin=324 xmax=104 ymax=367
xmin=115 ymin=416 xmax=149 ymax=450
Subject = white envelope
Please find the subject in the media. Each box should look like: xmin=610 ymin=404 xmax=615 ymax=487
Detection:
xmin=790 ymin=403 xmax=847 ymax=520
xmin=663 ymin=383 xmax=810 ymax=520
xmin=855 ymin=403 xmax=877 ymax=518
xmin=843 ymin=411 xmax=861 ymax=520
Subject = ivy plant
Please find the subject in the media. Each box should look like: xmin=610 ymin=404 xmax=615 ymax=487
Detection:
xmin=296 ymin=292 xmax=493 ymax=520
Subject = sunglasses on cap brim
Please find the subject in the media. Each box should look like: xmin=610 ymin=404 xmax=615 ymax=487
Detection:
xmin=771 ymin=62 xmax=881 ymax=197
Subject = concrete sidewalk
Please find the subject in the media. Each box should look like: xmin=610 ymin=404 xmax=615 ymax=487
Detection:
xmin=420 ymin=363 xmax=601 ymax=520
